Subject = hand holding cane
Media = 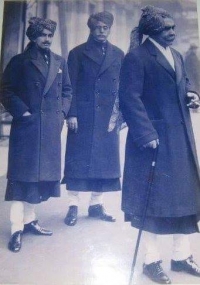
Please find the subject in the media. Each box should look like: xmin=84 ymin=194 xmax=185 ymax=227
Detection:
xmin=128 ymin=144 xmax=159 ymax=285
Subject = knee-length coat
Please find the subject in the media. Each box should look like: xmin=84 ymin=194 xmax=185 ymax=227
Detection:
xmin=119 ymin=39 xmax=200 ymax=218
xmin=63 ymin=38 xmax=124 ymax=183
xmin=0 ymin=45 xmax=72 ymax=182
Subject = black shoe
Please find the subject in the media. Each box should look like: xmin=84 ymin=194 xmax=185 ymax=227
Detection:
xmin=24 ymin=220 xmax=52 ymax=236
xmin=88 ymin=204 xmax=116 ymax=222
xmin=8 ymin=231 xmax=23 ymax=253
xmin=171 ymin=255 xmax=200 ymax=277
xmin=143 ymin=261 xmax=171 ymax=284
xmin=64 ymin=206 xmax=78 ymax=226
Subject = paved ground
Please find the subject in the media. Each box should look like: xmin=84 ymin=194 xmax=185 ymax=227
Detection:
xmin=0 ymin=116 xmax=200 ymax=285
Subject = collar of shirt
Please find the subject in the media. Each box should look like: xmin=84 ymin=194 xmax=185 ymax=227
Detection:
xmin=148 ymin=37 xmax=175 ymax=70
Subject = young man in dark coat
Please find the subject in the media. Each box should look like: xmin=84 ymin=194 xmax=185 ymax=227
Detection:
xmin=119 ymin=6 xmax=200 ymax=284
xmin=0 ymin=17 xmax=72 ymax=252
xmin=62 ymin=11 xmax=124 ymax=226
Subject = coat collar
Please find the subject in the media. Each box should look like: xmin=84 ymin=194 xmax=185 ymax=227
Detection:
xmin=43 ymin=52 xmax=62 ymax=95
xmin=171 ymin=48 xmax=182 ymax=85
xmin=83 ymin=37 xmax=119 ymax=76
xmin=83 ymin=37 xmax=104 ymax=65
xmin=98 ymin=42 xmax=118 ymax=76
xmin=144 ymin=39 xmax=176 ymax=81
xmin=27 ymin=45 xmax=62 ymax=95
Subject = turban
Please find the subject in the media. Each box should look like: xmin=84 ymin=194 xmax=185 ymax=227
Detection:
xmin=129 ymin=5 xmax=173 ymax=52
xmin=26 ymin=17 xmax=57 ymax=41
xmin=87 ymin=11 xmax=114 ymax=30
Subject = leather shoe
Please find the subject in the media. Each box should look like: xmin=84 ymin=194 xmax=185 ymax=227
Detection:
xmin=143 ymin=261 xmax=171 ymax=284
xmin=24 ymin=220 xmax=52 ymax=236
xmin=171 ymin=255 xmax=200 ymax=277
xmin=64 ymin=205 xmax=78 ymax=226
xmin=8 ymin=230 xmax=23 ymax=253
xmin=88 ymin=204 xmax=116 ymax=222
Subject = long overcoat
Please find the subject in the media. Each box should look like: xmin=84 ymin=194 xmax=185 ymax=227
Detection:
xmin=119 ymin=39 xmax=200 ymax=218
xmin=0 ymin=45 xmax=72 ymax=182
xmin=63 ymin=38 xmax=124 ymax=182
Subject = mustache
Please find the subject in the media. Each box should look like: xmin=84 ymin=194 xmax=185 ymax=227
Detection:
xmin=43 ymin=41 xmax=51 ymax=44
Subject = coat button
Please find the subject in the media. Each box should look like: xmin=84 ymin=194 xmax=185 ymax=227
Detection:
xmin=43 ymin=95 xmax=47 ymax=98
xmin=58 ymin=82 xmax=62 ymax=86
xmin=35 ymin=82 xmax=40 ymax=86
xmin=57 ymin=96 xmax=60 ymax=100
xmin=56 ymin=110 xmax=60 ymax=114
xmin=41 ymin=110 xmax=44 ymax=114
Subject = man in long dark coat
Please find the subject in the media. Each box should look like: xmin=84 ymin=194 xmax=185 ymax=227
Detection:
xmin=0 ymin=17 xmax=72 ymax=252
xmin=119 ymin=6 xmax=200 ymax=284
xmin=185 ymin=44 xmax=200 ymax=94
xmin=62 ymin=11 xmax=124 ymax=226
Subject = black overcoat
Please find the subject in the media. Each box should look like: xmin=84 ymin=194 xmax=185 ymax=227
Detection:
xmin=0 ymin=45 xmax=72 ymax=182
xmin=63 ymin=38 xmax=124 ymax=182
xmin=119 ymin=39 xmax=200 ymax=218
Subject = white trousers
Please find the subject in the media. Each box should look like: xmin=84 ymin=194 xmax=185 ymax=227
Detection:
xmin=67 ymin=191 xmax=103 ymax=207
xmin=10 ymin=201 xmax=36 ymax=234
xmin=143 ymin=231 xmax=191 ymax=264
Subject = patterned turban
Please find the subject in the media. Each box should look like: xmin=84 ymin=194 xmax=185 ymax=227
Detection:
xmin=26 ymin=17 xmax=57 ymax=41
xmin=129 ymin=5 xmax=173 ymax=52
xmin=87 ymin=11 xmax=114 ymax=30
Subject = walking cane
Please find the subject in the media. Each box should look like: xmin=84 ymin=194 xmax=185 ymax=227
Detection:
xmin=128 ymin=146 xmax=159 ymax=285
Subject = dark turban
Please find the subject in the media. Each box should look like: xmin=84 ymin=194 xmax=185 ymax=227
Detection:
xmin=26 ymin=17 xmax=57 ymax=41
xmin=87 ymin=11 xmax=114 ymax=30
xmin=129 ymin=5 xmax=173 ymax=52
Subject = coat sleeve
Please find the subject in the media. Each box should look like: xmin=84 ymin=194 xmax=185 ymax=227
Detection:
xmin=0 ymin=56 xmax=29 ymax=118
xmin=119 ymin=52 xmax=158 ymax=147
xmin=67 ymin=49 xmax=80 ymax=117
xmin=62 ymin=59 xmax=73 ymax=118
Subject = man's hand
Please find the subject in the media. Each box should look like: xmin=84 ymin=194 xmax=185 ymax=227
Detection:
xmin=67 ymin=117 xmax=78 ymax=133
xmin=142 ymin=139 xmax=159 ymax=149
xmin=22 ymin=111 xmax=31 ymax=116
xmin=187 ymin=92 xmax=200 ymax=109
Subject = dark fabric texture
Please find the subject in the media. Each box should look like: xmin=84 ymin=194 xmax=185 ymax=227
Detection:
xmin=5 ymin=180 xmax=60 ymax=204
xmin=0 ymin=45 xmax=72 ymax=183
xmin=125 ymin=214 xmax=199 ymax=234
xmin=119 ymin=39 xmax=200 ymax=233
xmin=62 ymin=37 xmax=124 ymax=191
xmin=63 ymin=178 xmax=121 ymax=192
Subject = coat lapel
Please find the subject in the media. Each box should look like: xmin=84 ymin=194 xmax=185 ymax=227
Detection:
xmin=43 ymin=52 xmax=62 ymax=95
xmin=83 ymin=41 xmax=103 ymax=65
xmin=98 ymin=42 xmax=117 ymax=76
xmin=144 ymin=39 xmax=176 ymax=81
xmin=171 ymin=49 xmax=183 ymax=85
xmin=29 ymin=47 xmax=49 ymax=78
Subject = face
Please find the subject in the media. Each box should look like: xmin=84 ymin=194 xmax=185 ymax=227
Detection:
xmin=34 ymin=29 xmax=53 ymax=50
xmin=91 ymin=21 xmax=110 ymax=42
xmin=151 ymin=18 xmax=176 ymax=48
